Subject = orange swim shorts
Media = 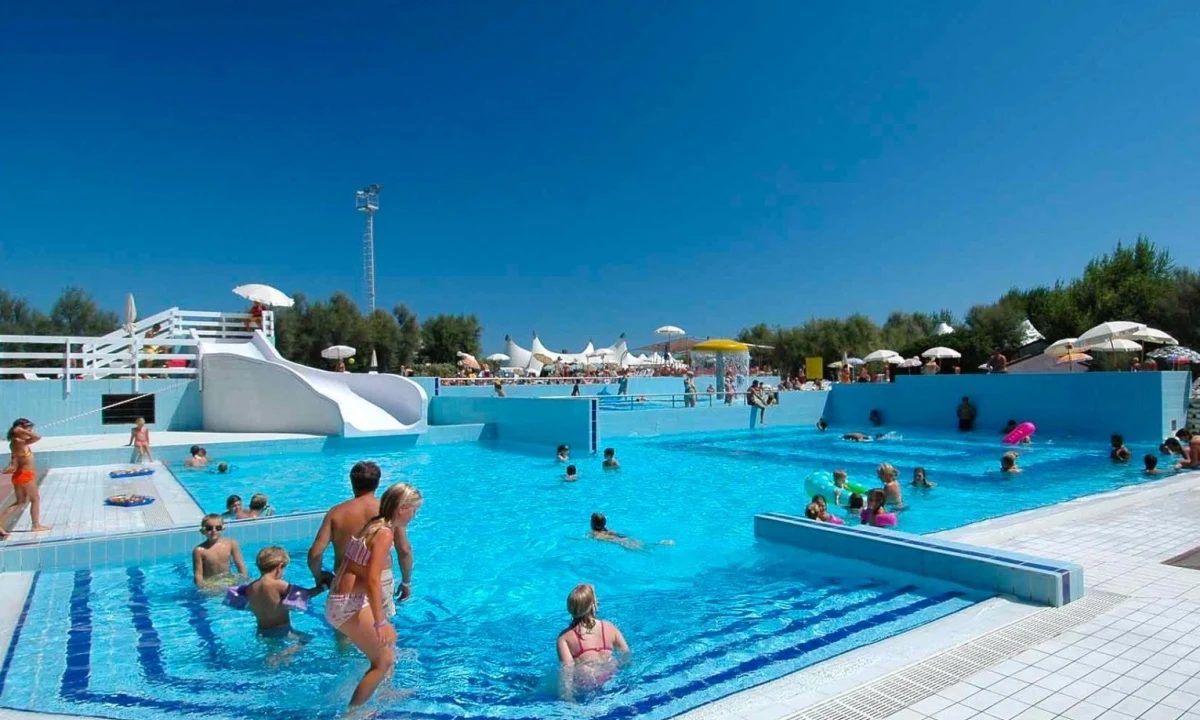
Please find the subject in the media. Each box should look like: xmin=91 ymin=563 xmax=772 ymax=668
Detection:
xmin=12 ymin=469 xmax=34 ymax=486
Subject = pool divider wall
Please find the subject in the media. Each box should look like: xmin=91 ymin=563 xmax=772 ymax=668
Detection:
xmin=429 ymin=396 xmax=593 ymax=451
xmin=754 ymin=513 xmax=1083 ymax=607
xmin=0 ymin=512 xmax=326 ymax=573
xmin=29 ymin=425 xmax=488 ymax=472
xmin=599 ymin=390 xmax=829 ymax=439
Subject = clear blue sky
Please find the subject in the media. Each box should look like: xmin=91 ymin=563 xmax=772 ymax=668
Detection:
xmin=2 ymin=1 xmax=1198 ymax=353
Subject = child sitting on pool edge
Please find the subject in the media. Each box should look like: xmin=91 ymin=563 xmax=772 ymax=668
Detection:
xmin=225 ymin=546 xmax=328 ymax=665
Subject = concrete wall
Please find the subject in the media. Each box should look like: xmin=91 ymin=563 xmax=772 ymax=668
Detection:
xmin=432 ymin=375 xmax=783 ymax=399
xmin=824 ymin=371 xmax=1191 ymax=441
xmin=0 ymin=379 xmax=202 ymax=436
xmin=202 ymin=354 xmax=344 ymax=436
xmin=429 ymin=396 xmax=595 ymax=452
xmin=600 ymin=391 xmax=828 ymax=439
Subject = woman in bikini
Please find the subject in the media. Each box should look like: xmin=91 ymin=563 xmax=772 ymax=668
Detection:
xmin=0 ymin=418 xmax=51 ymax=538
xmin=324 ymin=482 xmax=422 ymax=708
xmin=556 ymin=583 xmax=630 ymax=700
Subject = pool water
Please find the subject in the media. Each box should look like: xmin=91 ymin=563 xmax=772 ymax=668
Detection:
xmin=0 ymin=426 xmax=1156 ymax=719
xmin=0 ymin=549 xmax=972 ymax=719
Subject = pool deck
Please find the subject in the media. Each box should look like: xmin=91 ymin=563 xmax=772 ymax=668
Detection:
xmin=2 ymin=462 xmax=202 ymax=545
xmin=684 ymin=470 xmax=1200 ymax=720
xmin=32 ymin=430 xmax=320 ymax=452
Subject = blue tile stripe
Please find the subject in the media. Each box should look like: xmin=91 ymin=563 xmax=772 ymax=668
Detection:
xmin=60 ymin=569 xmax=309 ymax=719
xmin=0 ymin=572 xmax=39 ymax=695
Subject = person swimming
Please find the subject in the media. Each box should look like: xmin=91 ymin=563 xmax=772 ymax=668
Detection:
xmin=589 ymin=513 xmax=672 ymax=550
xmin=564 ymin=465 xmax=578 ymax=482
xmin=602 ymin=448 xmax=620 ymax=470
xmin=1001 ymin=451 xmax=1022 ymax=474
xmin=557 ymin=445 xmax=570 ymax=462
xmin=911 ymin=467 xmax=935 ymax=488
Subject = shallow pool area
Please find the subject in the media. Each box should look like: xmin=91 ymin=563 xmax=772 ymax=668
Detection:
xmin=0 ymin=544 xmax=975 ymax=720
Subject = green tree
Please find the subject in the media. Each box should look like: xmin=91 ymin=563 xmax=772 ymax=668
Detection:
xmin=393 ymin=304 xmax=421 ymax=367
xmin=420 ymin=314 xmax=482 ymax=363
xmin=48 ymin=287 xmax=118 ymax=336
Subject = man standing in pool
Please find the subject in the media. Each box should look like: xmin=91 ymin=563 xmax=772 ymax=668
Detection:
xmin=307 ymin=461 xmax=415 ymax=612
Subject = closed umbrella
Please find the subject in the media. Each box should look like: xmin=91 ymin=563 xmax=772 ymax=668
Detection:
xmin=321 ymin=345 xmax=356 ymax=360
xmin=124 ymin=293 xmax=137 ymax=334
xmin=232 ymin=283 xmax=295 ymax=308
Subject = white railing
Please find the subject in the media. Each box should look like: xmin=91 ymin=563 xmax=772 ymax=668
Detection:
xmin=0 ymin=307 xmax=276 ymax=392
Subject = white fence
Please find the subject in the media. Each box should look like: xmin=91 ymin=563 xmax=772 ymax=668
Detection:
xmin=0 ymin=307 xmax=275 ymax=391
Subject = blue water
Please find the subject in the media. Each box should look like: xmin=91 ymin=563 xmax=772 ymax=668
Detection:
xmin=0 ymin=426 xmax=1161 ymax=719
xmin=0 ymin=550 xmax=972 ymax=720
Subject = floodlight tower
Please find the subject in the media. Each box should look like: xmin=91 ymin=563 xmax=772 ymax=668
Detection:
xmin=356 ymin=184 xmax=381 ymax=312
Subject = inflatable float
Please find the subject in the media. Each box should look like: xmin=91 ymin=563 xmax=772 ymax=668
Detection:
xmin=804 ymin=470 xmax=868 ymax=502
xmin=105 ymin=494 xmax=155 ymax=507
xmin=109 ymin=467 xmax=155 ymax=479
xmin=1003 ymin=421 xmax=1036 ymax=445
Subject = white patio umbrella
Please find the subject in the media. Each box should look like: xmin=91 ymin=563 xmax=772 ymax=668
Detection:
xmin=232 ymin=283 xmax=295 ymax=308
xmin=886 ymin=355 xmax=906 ymax=365
xmin=486 ymin=353 xmax=511 ymax=363
xmin=922 ymin=346 xmax=962 ymax=359
xmin=827 ymin=360 xmax=844 ymax=368
xmin=456 ymin=351 xmax=481 ymax=370
xmin=321 ymin=345 xmax=356 ymax=360
xmin=933 ymin=322 xmax=955 ymax=336
xmin=1088 ymin=338 xmax=1142 ymax=352
xmin=1075 ymin=321 xmax=1146 ymax=350
xmin=863 ymin=349 xmax=900 ymax=363
xmin=1129 ymin=327 xmax=1178 ymax=346
xmin=655 ymin=325 xmax=686 ymax=359
xmin=899 ymin=357 xmax=923 ymax=368
xmin=1044 ymin=338 xmax=1079 ymax=358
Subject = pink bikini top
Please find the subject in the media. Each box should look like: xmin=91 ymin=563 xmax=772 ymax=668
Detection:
xmin=343 ymin=535 xmax=372 ymax=567
xmin=572 ymin=621 xmax=611 ymax=658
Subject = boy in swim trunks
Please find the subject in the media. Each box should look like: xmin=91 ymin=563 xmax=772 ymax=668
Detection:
xmin=226 ymin=546 xmax=327 ymax=664
xmin=192 ymin=513 xmax=248 ymax=589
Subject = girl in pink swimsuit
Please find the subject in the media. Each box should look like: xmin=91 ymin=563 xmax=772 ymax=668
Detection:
xmin=324 ymin=483 xmax=422 ymax=708
xmin=556 ymin=584 xmax=630 ymax=700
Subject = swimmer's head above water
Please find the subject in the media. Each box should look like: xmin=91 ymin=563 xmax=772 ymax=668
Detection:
xmin=591 ymin=512 xmax=607 ymax=531
xmin=216 ymin=462 xmax=229 ymax=474
xmin=350 ymin=460 xmax=381 ymax=496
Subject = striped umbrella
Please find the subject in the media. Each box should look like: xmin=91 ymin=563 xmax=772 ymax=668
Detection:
xmin=1148 ymin=346 xmax=1200 ymax=364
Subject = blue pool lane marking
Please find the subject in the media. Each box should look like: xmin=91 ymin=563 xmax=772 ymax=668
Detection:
xmin=55 ymin=569 xmax=303 ymax=720
xmin=0 ymin=572 xmax=40 ymax=696
xmin=170 ymin=563 xmax=226 ymax=667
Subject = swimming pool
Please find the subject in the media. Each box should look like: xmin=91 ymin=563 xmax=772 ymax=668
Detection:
xmin=180 ymin=425 xmax=1163 ymax=535
xmin=0 ymin=547 xmax=974 ymax=719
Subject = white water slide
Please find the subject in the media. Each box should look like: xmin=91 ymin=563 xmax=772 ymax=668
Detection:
xmin=198 ymin=332 xmax=427 ymax=436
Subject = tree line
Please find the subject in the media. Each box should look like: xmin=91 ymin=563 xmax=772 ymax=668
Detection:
xmin=0 ymin=287 xmax=484 ymax=374
xmin=737 ymin=236 xmax=1200 ymax=375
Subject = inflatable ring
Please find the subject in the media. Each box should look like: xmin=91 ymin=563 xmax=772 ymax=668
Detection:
xmin=804 ymin=470 xmax=868 ymax=501
xmin=109 ymin=467 xmax=154 ymax=479
xmin=1003 ymin=422 xmax=1036 ymax=445
xmin=105 ymin=494 xmax=155 ymax=507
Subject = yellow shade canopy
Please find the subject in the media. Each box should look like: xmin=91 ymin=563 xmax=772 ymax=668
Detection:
xmin=691 ymin=339 xmax=750 ymax=353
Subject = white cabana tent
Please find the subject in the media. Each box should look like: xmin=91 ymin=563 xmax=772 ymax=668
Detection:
xmin=1016 ymin=319 xmax=1045 ymax=347
xmin=503 ymin=333 xmax=631 ymax=373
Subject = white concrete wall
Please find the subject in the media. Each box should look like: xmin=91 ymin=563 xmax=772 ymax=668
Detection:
xmin=201 ymin=353 xmax=344 ymax=435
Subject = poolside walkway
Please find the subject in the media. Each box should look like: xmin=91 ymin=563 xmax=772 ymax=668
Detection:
xmin=33 ymin=430 xmax=319 ymax=452
xmin=2 ymin=462 xmax=202 ymax=545
xmin=790 ymin=471 xmax=1200 ymax=720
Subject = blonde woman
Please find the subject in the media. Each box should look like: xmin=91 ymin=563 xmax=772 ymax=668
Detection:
xmin=556 ymin=584 xmax=630 ymax=700
xmin=324 ymin=483 xmax=422 ymax=708
xmin=877 ymin=462 xmax=904 ymax=508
